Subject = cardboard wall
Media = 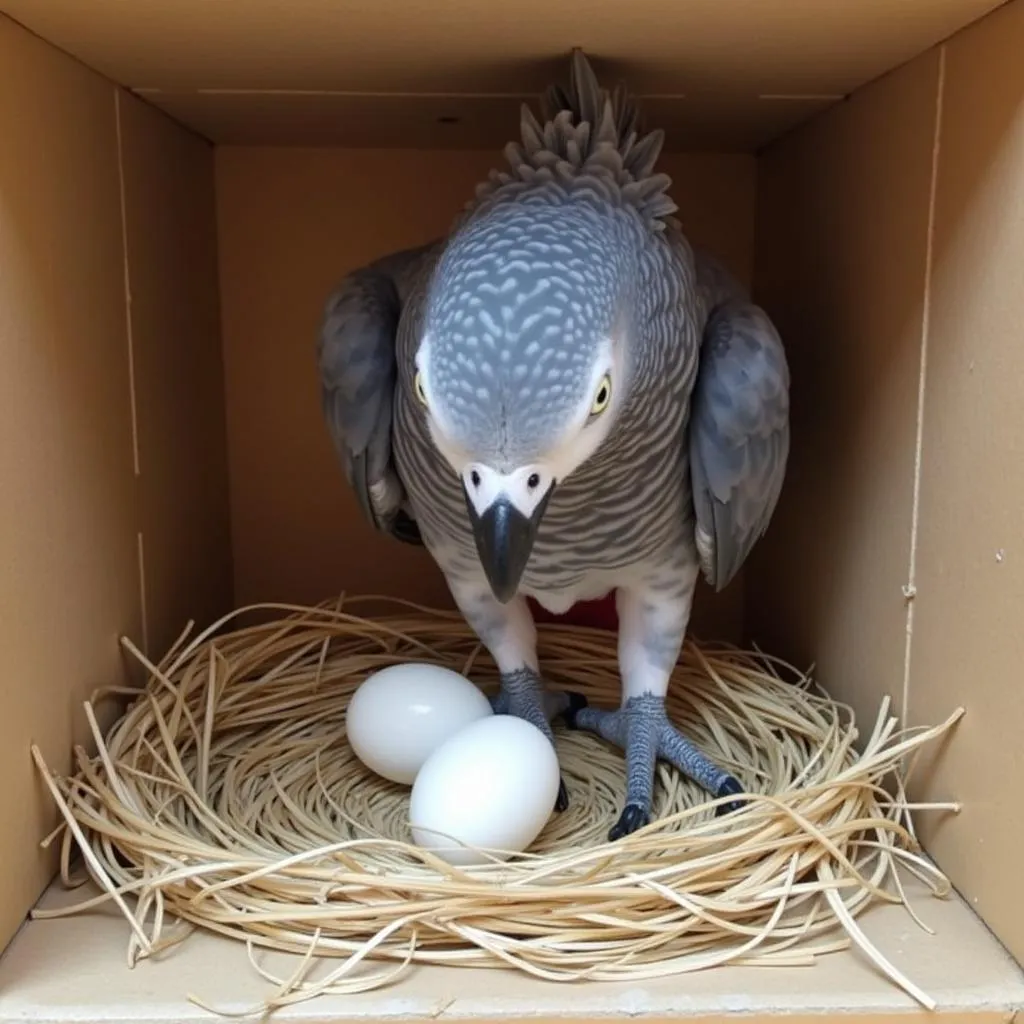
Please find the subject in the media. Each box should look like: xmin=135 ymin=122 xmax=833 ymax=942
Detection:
xmin=907 ymin=0 xmax=1024 ymax=966
xmin=214 ymin=147 xmax=757 ymax=643
xmin=750 ymin=0 xmax=1024 ymax=965
xmin=0 ymin=17 xmax=231 ymax=951
xmin=117 ymin=95 xmax=234 ymax=660
xmin=0 ymin=0 xmax=1008 ymax=153
xmin=749 ymin=42 xmax=940 ymax=743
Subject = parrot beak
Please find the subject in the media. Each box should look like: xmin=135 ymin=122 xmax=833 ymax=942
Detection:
xmin=463 ymin=485 xmax=554 ymax=603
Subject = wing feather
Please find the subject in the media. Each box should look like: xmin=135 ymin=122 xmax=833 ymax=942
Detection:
xmin=688 ymin=285 xmax=791 ymax=591
xmin=316 ymin=243 xmax=434 ymax=545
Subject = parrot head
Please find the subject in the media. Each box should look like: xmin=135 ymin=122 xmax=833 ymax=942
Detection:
xmin=413 ymin=197 xmax=635 ymax=603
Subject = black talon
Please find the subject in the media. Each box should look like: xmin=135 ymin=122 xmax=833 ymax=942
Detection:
xmin=560 ymin=691 xmax=589 ymax=730
xmin=714 ymin=775 xmax=746 ymax=817
xmin=609 ymin=802 xmax=648 ymax=841
xmin=555 ymin=778 xmax=569 ymax=813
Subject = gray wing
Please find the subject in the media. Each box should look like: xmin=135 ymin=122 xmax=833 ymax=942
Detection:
xmin=317 ymin=242 xmax=436 ymax=546
xmin=688 ymin=294 xmax=791 ymax=591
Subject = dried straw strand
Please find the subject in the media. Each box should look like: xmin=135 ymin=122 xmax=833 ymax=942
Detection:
xmin=31 ymin=596 xmax=962 ymax=1017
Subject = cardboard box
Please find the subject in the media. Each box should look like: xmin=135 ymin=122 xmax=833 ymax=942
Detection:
xmin=0 ymin=2 xmax=1022 ymax=1020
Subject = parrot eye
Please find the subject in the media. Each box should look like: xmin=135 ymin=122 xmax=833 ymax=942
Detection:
xmin=413 ymin=371 xmax=428 ymax=406
xmin=590 ymin=375 xmax=612 ymax=416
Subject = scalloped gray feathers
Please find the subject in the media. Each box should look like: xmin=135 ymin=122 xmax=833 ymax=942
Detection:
xmin=468 ymin=49 xmax=679 ymax=232
xmin=688 ymin=295 xmax=791 ymax=591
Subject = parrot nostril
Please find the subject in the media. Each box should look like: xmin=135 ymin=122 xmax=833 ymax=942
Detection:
xmin=527 ymin=473 xmax=541 ymax=490
xmin=470 ymin=470 xmax=481 ymax=488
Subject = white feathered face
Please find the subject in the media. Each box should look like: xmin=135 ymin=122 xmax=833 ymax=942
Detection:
xmin=411 ymin=199 xmax=633 ymax=602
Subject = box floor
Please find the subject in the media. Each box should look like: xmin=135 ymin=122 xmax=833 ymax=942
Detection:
xmin=0 ymin=873 xmax=1021 ymax=1024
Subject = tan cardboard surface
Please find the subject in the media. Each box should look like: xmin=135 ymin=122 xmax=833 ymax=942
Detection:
xmin=0 ymin=1 xmax=1007 ymax=150
xmin=214 ymin=147 xmax=755 ymax=642
xmin=747 ymin=51 xmax=942 ymax=731
xmin=0 ymin=16 xmax=235 ymax=952
xmin=0 ymin=17 xmax=142 ymax=951
xmin=1 ymin=872 xmax=1022 ymax=1024
xmin=138 ymin=91 xmax=835 ymax=153
xmin=116 ymin=92 xmax=234 ymax=660
xmin=908 ymin=0 xmax=1024 ymax=965
xmin=750 ymin=0 xmax=1024 ymax=964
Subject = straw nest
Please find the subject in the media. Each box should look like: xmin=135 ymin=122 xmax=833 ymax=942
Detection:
xmin=32 ymin=596 xmax=962 ymax=1016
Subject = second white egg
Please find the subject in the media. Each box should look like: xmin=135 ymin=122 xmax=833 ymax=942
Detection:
xmin=408 ymin=715 xmax=561 ymax=866
xmin=345 ymin=662 xmax=493 ymax=785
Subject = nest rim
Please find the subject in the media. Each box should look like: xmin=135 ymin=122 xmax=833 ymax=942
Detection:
xmin=31 ymin=596 xmax=962 ymax=1014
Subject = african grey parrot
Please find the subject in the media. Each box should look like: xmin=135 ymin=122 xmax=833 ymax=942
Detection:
xmin=318 ymin=50 xmax=790 ymax=840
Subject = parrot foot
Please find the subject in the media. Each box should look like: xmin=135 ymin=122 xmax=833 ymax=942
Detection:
xmin=491 ymin=669 xmax=573 ymax=812
xmin=563 ymin=692 xmax=746 ymax=840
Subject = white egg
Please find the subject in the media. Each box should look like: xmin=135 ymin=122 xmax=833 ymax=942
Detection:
xmin=345 ymin=662 xmax=493 ymax=785
xmin=408 ymin=715 xmax=561 ymax=866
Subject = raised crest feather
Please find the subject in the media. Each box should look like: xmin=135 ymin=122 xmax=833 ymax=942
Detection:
xmin=467 ymin=49 xmax=679 ymax=231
